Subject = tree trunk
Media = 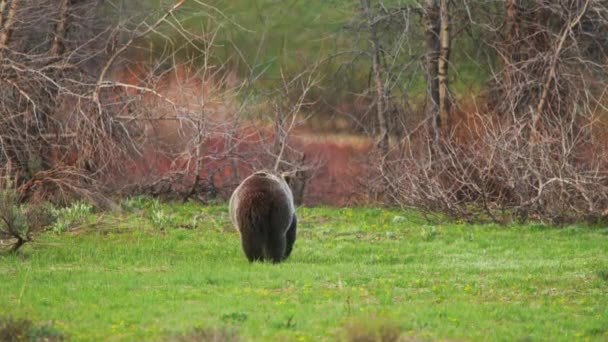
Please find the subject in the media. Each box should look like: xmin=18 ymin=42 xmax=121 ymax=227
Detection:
xmin=438 ymin=0 xmax=451 ymax=131
xmin=504 ymin=0 xmax=523 ymax=64
xmin=361 ymin=0 xmax=389 ymax=156
xmin=272 ymin=107 xmax=287 ymax=172
xmin=424 ymin=0 xmax=440 ymax=142
xmin=229 ymin=112 xmax=240 ymax=186
xmin=184 ymin=109 xmax=205 ymax=202
xmin=0 ymin=0 xmax=18 ymax=50
xmin=49 ymin=0 xmax=70 ymax=57
xmin=502 ymin=0 xmax=523 ymax=116
xmin=0 ymin=0 xmax=8 ymax=29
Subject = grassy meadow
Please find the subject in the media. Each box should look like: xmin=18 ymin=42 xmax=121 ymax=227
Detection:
xmin=1 ymin=198 xmax=607 ymax=341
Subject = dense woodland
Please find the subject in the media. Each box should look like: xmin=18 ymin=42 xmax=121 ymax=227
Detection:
xmin=1 ymin=0 xmax=608 ymax=250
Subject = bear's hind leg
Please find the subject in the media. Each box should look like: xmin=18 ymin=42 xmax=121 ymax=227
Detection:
xmin=283 ymin=214 xmax=297 ymax=260
xmin=264 ymin=233 xmax=286 ymax=264
xmin=241 ymin=233 xmax=264 ymax=262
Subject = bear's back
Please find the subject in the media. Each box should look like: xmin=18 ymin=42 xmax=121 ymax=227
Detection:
xmin=229 ymin=172 xmax=294 ymax=230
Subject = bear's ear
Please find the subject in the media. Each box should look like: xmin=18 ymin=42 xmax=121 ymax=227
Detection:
xmin=281 ymin=171 xmax=293 ymax=180
xmin=254 ymin=170 xmax=270 ymax=177
xmin=282 ymin=171 xmax=302 ymax=187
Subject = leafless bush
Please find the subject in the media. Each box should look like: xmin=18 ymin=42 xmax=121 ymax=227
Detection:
xmin=114 ymin=56 xmax=320 ymax=203
xmin=0 ymin=0 xmax=318 ymax=206
xmin=368 ymin=0 xmax=608 ymax=223
xmin=386 ymin=113 xmax=608 ymax=223
xmin=486 ymin=0 xmax=608 ymax=122
xmin=0 ymin=0 xmax=191 ymax=204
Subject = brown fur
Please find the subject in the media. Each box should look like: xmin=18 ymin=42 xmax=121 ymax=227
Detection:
xmin=229 ymin=171 xmax=297 ymax=263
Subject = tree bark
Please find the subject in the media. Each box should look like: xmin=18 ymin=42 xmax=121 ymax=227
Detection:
xmin=0 ymin=0 xmax=18 ymax=50
xmin=49 ymin=0 xmax=71 ymax=57
xmin=272 ymin=107 xmax=287 ymax=171
xmin=438 ymin=0 xmax=451 ymax=131
xmin=184 ymin=109 xmax=205 ymax=202
xmin=0 ymin=0 xmax=8 ymax=29
xmin=424 ymin=0 xmax=440 ymax=142
xmin=229 ymin=112 xmax=240 ymax=186
xmin=361 ymin=0 xmax=389 ymax=156
xmin=504 ymin=0 xmax=523 ymax=64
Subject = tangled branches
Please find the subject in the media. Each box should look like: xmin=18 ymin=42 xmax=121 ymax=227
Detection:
xmin=386 ymin=114 xmax=608 ymax=223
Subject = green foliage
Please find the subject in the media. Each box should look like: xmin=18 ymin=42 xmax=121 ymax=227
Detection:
xmin=0 ymin=187 xmax=27 ymax=238
xmin=120 ymin=195 xmax=150 ymax=211
xmin=0 ymin=183 xmax=56 ymax=252
xmin=0 ymin=202 xmax=607 ymax=341
xmin=51 ymin=201 xmax=93 ymax=234
xmin=147 ymin=199 xmax=179 ymax=230
xmin=149 ymin=208 xmax=178 ymax=230
xmin=139 ymin=0 xmax=492 ymax=103
xmin=151 ymin=0 xmax=356 ymax=80
xmin=420 ymin=225 xmax=438 ymax=242
xmin=122 ymin=196 xmax=230 ymax=230
xmin=220 ymin=312 xmax=248 ymax=324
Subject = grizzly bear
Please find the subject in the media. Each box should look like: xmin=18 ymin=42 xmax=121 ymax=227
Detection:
xmin=229 ymin=171 xmax=297 ymax=263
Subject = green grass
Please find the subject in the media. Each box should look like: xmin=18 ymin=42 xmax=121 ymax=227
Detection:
xmin=1 ymin=200 xmax=607 ymax=341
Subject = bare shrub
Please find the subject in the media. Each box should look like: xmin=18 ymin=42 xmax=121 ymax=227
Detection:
xmin=0 ymin=0 xmax=314 ymax=205
xmin=370 ymin=0 xmax=608 ymax=223
xmin=166 ymin=326 xmax=241 ymax=342
xmin=386 ymin=113 xmax=608 ymax=223
xmin=341 ymin=318 xmax=413 ymax=342
xmin=112 ymin=61 xmax=319 ymax=203
xmin=0 ymin=0 xmax=193 ymax=205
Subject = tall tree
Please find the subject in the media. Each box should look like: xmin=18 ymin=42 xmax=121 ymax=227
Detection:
xmin=424 ymin=0 xmax=440 ymax=142
xmin=425 ymin=0 xmax=451 ymax=140
xmin=49 ymin=0 xmax=71 ymax=57
xmin=0 ymin=0 xmax=18 ymax=50
xmin=504 ymin=0 xmax=523 ymax=64
xmin=438 ymin=0 xmax=451 ymax=130
xmin=361 ymin=0 xmax=389 ymax=156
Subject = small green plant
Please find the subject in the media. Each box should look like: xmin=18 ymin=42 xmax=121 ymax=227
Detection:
xmin=147 ymin=199 xmax=178 ymax=230
xmin=220 ymin=312 xmax=248 ymax=324
xmin=420 ymin=225 xmax=438 ymax=241
xmin=466 ymin=227 xmax=475 ymax=241
xmin=51 ymin=201 xmax=93 ymax=233
xmin=150 ymin=210 xmax=177 ymax=230
xmin=120 ymin=195 xmax=150 ymax=211
xmin=271 ymin=315 xmax=296 ymax=330
xmin=1 ymin=173 xmax=56 ymax=252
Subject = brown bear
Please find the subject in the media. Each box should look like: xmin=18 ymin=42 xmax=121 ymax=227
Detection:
xmin=229 ymin=171 xmax=297 ymax=263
